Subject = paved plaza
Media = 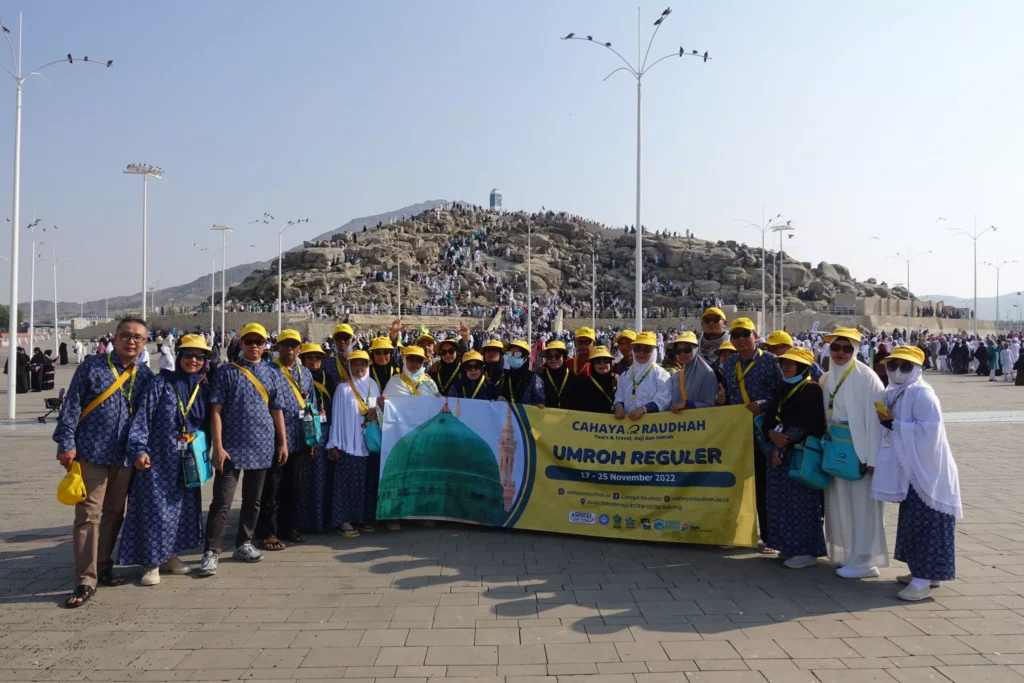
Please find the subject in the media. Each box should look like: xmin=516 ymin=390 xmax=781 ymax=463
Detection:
xmin=1 ymin=365 xmax=1022 ymax=683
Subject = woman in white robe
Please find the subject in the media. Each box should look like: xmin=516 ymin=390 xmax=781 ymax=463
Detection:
xmin=820 ymin=328 xmax=888 ymax=578
xmin=871 ymin=345 xmax=961 ymax=601
xmin=613 ymin=331 xmax=671 ymax=419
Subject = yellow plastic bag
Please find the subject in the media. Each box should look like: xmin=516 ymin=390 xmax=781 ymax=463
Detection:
xmin=57 ymin=462 xmax=87 ymax=505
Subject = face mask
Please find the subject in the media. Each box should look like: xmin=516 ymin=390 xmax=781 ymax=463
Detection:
xmin=508 ymin=356 xmax=525 ymax=370
xmin=888 ymin=368 xmax=912 ymax=385
xmin=409 ymin=367 xmax=425 ymax=380
xmin=783 ymin=374 xmax=805 ymax=385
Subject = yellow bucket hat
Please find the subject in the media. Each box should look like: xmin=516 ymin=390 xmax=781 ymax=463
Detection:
xmin=348 ymin=349 xmax=370 ymax=362
xmin=298 ymin=342 xmax=325 ymax=357
xmin=575 ymin=326 xmax=596 ymax=341
xmin=824 ymin=327 xmax=862 ymax=345
xmin=775 ymin=347 xmax=815 ymax=367
xmin=729 ymin=318 xmax=756 ymax=333
xmin=543 ymin=340 xmax=567 ymax=355
xmin=505 ymin=340 xmax=531 ymax=355
xmin=701 ymin=307 xmax=726 ymax=321
xmin=482 ymin=340 xmax=504 ymax=352
xmin=461 ymin=350 xmax=484 ymax=364
xmin=718 ymin=341 xmax=736 ymax=354
xmin=178 ymin=334 xmax=211 ymax=352
xmin=57 ymin=462 xmax=87 ymax=506
xmin=416 ymin=332 xmax=436 ymax=346
xmin=240 ymin=323 xmax=268 ymax=340
xmin=671 ymin=331 xmax=698 ymax=346
xmin=332 ymin=323 xmax=354 ymax=337
xmin=401 ymin=345 xmax=426 ymax=360
xmin=634 ymin=331 xmax=658 ymax=347
xmin=368 ymin=337 xmax=394 ymax=352
xmin=614 ymin=330 xmax=636 ymax=344
xmin=764 ymin=330 xmax=793 ymax=347
xmin=588 ymin=345 xmax=614 ymax=362
xmin=276 ymin=329 xmax=302 ymax=345
xmin=885 ymin=345 xmax=925 ymax=366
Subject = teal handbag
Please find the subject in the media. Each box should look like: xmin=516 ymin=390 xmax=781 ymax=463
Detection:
xmin=789 ymin=434 xmax=830 ymax=490
xmin=302 ymin=408 xmax=322 ymax=448
xmin=821 ymin=421 xmax=864 ymax=481
xmin=363 ymin=422 xmax=382 ymax=453
xmin=752 ymin=414 xmax=774 ymax=457
xmin=183 ymin=430 xmax=213 ymax=489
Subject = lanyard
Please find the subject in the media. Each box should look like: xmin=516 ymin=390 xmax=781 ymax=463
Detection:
xmin=347 ymin=375 xmax=376 ymax=416
xmin=275 ymin=361 xmax=307 ymax=409
xmin=372 ymin=365 xmax=395 ymax=393
xmin=173 ymin=382 xmax=202 ymax=434
xmin=775 ymin=377 xmax=810 ymax=421
xmin=734 ymin=350 xmax=762 ymax=405
xmin=106 ymin=353 xmax=137 ymax=413
xmin=545 ymin=368 xmax=570 ymax=406
xmin=887 ymin=386 xmax=909 ymax=414
xmin=629 ymin=364 xmax=654 ymax=400
xmin=463 ymin=375 xmax=486 ymax=399
xmin=334 ymin=356 xmax=350 ymax=383
xmin=400 ymin=373 xmax=424 ymax=396
xmin=827 ymin=363 xmax=856 ymax=419
xmin=677 ymin=366 xmax=688 ymax=404
xmin=590 ymin=375 xmax=615 ymax=406
xmin=438 ymin=362 xmax=461 ymax=393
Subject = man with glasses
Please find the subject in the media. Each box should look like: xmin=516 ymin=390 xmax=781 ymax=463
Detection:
xmin=697 ymin=307 xmax=730 ymax=366
xmin=567 ymin=327 xmax=596 ymax=377
xmin=613 ymin=331 xmax=671 ymax=421
xmin=257 ymin=329 xmax=315 ymax=550
xmin=612 ymin=330 xmax=636 ymax=376
xmin=763 ymin=330 xmax=824 ymax=381
xmin=54 ymin=317 xmax=154 ymax=608
xmin=202 ymin=323 xmax=287 ymax=576
xmin=719 ymin=317 xmax=785 ymax=550
xmin=325 ymin=323 xmax=356 ymax=386
xmin=667 ymin=331 xmax=718 ymax=412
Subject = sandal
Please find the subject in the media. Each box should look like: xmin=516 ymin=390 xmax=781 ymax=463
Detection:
xmin=336 ymin=524 xmax=360 ymax=538
xmin=65 ymin=585 xmax=95 ymax=608
xmin=262 ymin=537 xmax=286 ymax=551
xmin=98 ymin=569 xmax=125 ymax=587
xmin=354 ymin=523 xmax=375 ymax=533
xmin=287 ymin=530 xmax=305 ymax=544
xmin=759 ymin=546 xmax=778 ymax=555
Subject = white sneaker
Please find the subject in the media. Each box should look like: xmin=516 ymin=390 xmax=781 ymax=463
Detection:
xmin=897 ymin=574 xmax=941 ymax=588
xmin=198 ymin=550 xmax=219 ymax=577
xmin=160 ymin=556 xmax=192 ymax=575
xmin=232 ymin=542 xmax=263 ymax=563
xmin=836 ymin=565 xmax=880 ymax=579
xmin=140 ymin=566 xmax=161 ymax=586
xmin=898 ymin=584 xmax=933 ymax=601
xmin=783 ymin=555 xmax=817 ymax=569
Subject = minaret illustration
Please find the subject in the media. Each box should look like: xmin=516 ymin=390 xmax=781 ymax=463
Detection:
xmin=498 ymin=403 xmax=518 ymax=512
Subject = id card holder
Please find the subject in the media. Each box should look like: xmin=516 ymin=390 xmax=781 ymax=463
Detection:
xmin=319 ymin=411 xmax=327 ymax=424
xmin=774 ymin=424 xmax=784 ymax=433
xmin=176 ymin=435 xmax=189 ymax=453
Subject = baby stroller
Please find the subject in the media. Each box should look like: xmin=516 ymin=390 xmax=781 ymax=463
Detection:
xmin=39 ymin=388 xmax=65 ymax=424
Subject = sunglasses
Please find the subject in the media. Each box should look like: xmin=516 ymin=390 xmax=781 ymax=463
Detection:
xmin=278 ymin=340 xmax=300 ymax=349
xmin=885 ymin=360 xmax=915 ymax=373
xmin=333 ymin=334 xmax=352 ymax=342
xmin=440 ymin=348 xmax=457 ymax=356
xmin=509 ymin=351 xmax=526 ymax=359
xmin=830 ymin=342 xmax=855 ymax=354
xmin=117 ymin=332 xmax=147 ymax=344
xmin=591 ymin=358 xmax=612 ymax=365
xmin=241 ymin=338 xmax=266 ymax=346
xmin=703 ymin=317 xmax=724 ymax=324
xmin=676 ymin=344 xmax=695 ymax=354
xmin=633 ymin=346 xmax=654 ymax=353
xmin=371 ymin=350 xmax=390 ymax=356
xmin=464 ymin=363 xmax=483 ymax=372
xmin=179 ymin=351 xmax=208 ymax=361
xmin=576 ymin=339 xmax=594 ymax=345
xmin=546 ymin=352 xmax=565 ymax=359
xmin=730 ymin=330 xmax=752 ymax=339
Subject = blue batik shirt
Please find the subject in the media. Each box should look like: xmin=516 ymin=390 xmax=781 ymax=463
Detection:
xmin=273 ymin=361 xmax=315 ymax=454
xmin=208 ymin=359 xmax=284 ymax=470
xmin=719 ymin=350 xmax=785 ymax=408
xmin=53 ymin=351 xmax=154 ymax=467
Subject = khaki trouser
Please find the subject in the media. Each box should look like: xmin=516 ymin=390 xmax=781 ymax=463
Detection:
xmin=74 ymin=462 xmax=133 ymax=587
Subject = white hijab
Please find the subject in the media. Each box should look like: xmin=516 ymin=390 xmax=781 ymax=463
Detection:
xmin=327 ymin=370 xmax=379 ymax=457
xmin=871 ymin=370 xmax=962 ymax=518
xmin=820 ymin=353 xmax=886 ymax=467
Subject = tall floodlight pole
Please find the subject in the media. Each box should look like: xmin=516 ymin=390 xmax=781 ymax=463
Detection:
xmin=397 ymin=259 xmax=402 ymax=317
xmin=591 ymin=233 xmax=598 ymax=330
xmin=2 ymin=14 xmax=111 ymax=418
xmin=983 ymin=260 xmax=1017 ymax=331
xmin=771 ymin=222 xmax=795 ymax=330
xmin=123 ymin=163 xmax=162 ymax=320
xmin=947 ymin=217 xmax=996 ymax=338
xmin=22 ymin=217 xmax=41 ymax=352
xmin=890 ymin=246 xmax=931 ymax=336
xmin=38 ymin=242 xmax=73 ymax=356
xmin=736 ymin=210 xmax=788 ymax=332
xmin=211 ymin=225 xmax=233 ymax=345
xmin=564 ymin=7 xmax=710 ymax=332
xmin=526 ymin=221 xmax=532 ymax=346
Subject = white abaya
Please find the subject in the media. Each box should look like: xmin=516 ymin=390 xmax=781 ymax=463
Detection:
xmin=821 ymin=358 xmax=889 ymax=569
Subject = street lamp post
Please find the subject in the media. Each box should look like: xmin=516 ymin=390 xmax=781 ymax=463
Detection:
xmin=890 ymin=246 xmax=931 ymax=337
xmin=22 ymin=218 xmax=41 ymax=352
xmin=564 ymin=6 xmax=710 ymax=331
xmin=123 ymin=163 xmax=162 ymax=321
xmin=736 ymin=210 xmax=788 ymax=332
xmin=273 ymin=218 xmax=309 ymax=333
xmin=2 ymin=13 xmax=111 ymax=418
xmin=211 ymin=225 xmax=233 ymax=346
xmin=948 ymin=216 xmax=996 ymax=338
xmin=983 ymin=260 xmax=1017 ymax=332
xmin=38 ymin=243 xmax=73 ymax=356
xmin=591 ymin=233 xmax=598 ymax=330
xmin=771 ymin=223 xmax=795 ymax=330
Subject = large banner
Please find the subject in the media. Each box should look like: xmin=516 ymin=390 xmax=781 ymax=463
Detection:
xmin=379 ymin=396 xmax=758 ymax=546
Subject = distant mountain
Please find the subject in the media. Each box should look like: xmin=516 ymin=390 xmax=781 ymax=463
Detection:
xmin=919 ymin=292 xmax=1024 ymax=322
xmin=18 ymin=200 xmax=461 ymax=317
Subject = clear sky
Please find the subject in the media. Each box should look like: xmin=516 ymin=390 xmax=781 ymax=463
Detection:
xmin=0 ymin=1 xmax=1021 ymax=307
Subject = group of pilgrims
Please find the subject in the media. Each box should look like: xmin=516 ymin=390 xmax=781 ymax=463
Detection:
xmin=53 ymin=306 xmax=961 ymax=608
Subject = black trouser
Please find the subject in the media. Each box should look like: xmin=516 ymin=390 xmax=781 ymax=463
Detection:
xmin=754 ymin=448 xmax=769 ymax=543
xmin=205 ymin=463 xmax=268 ymax=554
xmin=256 ymin=451 xmax=305 ymax=540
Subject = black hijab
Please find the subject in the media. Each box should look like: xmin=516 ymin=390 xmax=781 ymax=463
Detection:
xmin=161 ymin=356 xmax=207 ymax=433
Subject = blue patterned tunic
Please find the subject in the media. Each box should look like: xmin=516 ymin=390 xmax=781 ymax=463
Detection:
xmin=272 ymin=361 xmax=316 ymax=454
xmin=894 ymin=485 xmax=956 ymax=581
xmin=720 ymin=350 xmax=784 ymax=408
xmin=53 ymin=352 xmax=154 ymax=467
xmin=208 ymin=360 xmax=284 ymax=470
xmin=118 ymin=375 xmax=204 ymax=567
xmin=323 ymin=355 xmax=350 ymax=387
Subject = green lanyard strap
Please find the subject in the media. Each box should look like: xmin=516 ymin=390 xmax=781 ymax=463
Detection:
xmin=827 ymin=363 xmax=856 ymax=419
xmin=629 ymin=365 xmax=654 ymax=400
xmin=173 ymin=382 xmax=202 ymax=434
xmin=545 ymin=368 xmax=570 ymax=406
xmin=106 ymin=353 xmax=137 ymax=414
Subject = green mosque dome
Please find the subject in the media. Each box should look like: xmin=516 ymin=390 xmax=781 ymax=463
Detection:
xmin=378 ymin=409 xmax=505 ymax=525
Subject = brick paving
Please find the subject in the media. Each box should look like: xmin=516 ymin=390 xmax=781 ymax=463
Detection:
xmin=1 ymin=368 xmax=1022 ymax=682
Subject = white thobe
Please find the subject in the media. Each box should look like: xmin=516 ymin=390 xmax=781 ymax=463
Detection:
xmin=384 ymin=372 xmax=440 ymax=398
xmin=614 ymin=363 xmax=672 ymax=413
xmin=327 ymin=376 xmax=379 ymax=457
xmin=823 ymin=370 xmax=889 ymax=570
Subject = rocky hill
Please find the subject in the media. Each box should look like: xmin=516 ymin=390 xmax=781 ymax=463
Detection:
xmin=227 ymin=206 xmax=913 ymax=317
